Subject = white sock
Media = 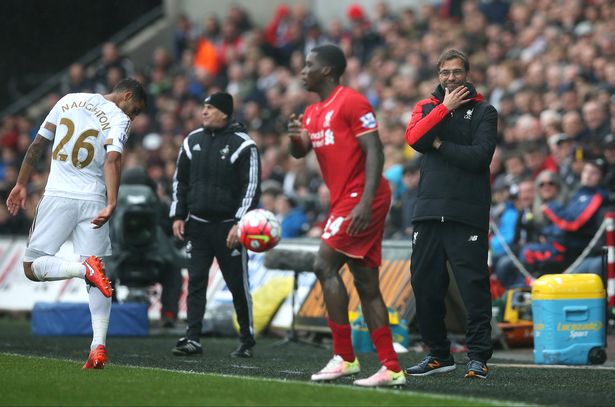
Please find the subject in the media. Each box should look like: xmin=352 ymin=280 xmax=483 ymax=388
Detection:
xmin=31 ymin=256 xmax=85 ymax=281
xmin=89 ymin=287 xmax=112 ymax=350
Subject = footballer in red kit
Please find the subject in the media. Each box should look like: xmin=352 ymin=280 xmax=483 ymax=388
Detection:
xmin=302 ymin=85 xmax=391 ymax=268
xmin=287 ymin=45 xmax=404 ymax=388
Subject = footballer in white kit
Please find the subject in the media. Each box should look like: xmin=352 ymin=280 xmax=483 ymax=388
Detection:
xmin=5 ymin=78 xmax=146 ymax=369
xmin=26 ymin=92 xmax=131 ymax=260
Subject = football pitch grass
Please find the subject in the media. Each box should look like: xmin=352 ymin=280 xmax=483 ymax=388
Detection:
xmin=1 ymin=318 xmax=613 ymax=406
xmin=1 ymin=354 xmax=499 ymax=407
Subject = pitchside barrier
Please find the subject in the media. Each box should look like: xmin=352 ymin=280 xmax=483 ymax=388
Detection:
xmin=3 ymin=211 xmax=612 ymax=338
xmin=490 ymin=212 xmax=615 ymax=308
xmin=0 ymin=237 xmax=418 ymax=335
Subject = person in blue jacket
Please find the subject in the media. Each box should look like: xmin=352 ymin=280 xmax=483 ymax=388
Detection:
xmin=520 ymin=159 xmax=606 ymax=274
xmin=275 ymin=193 xmax=308 ymax=239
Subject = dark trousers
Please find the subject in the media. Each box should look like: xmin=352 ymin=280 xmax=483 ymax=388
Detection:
xmin=410 ymin=220 xmax=493 ymax=362
xmin=157 ymin=228 xmax=182 ymax=317
xmin=185 ymin=220 xmax=254 ymax=343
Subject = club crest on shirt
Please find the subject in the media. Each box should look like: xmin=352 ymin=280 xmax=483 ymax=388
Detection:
xmin=359 ymin=112 xmax=377 ymax=129
xmin=220 ymin=145 xmax=230 ymax=160
xmin=464 ymin=109 xmax=474 ymax=120
xmin=323 ymin=110 xmax=334 ymax=128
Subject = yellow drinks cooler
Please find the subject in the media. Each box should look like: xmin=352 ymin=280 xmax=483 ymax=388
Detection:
xmin=531 ymin=274 xmax=606 ymax=365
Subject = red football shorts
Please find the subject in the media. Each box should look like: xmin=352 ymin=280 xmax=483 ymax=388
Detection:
xmin=321 ymin=187 xmax=391 ymax=268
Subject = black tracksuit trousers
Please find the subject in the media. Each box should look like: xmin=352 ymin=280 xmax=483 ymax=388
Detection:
xmin=185 ymin=220 xmax=254 ymax=344
xmin=410 ymin=220 xmax=493 ymax=363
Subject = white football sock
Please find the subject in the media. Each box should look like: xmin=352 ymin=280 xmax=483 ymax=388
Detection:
xmin=31 ymin=256 xmax=85 ymax=281
xmin=89 ymin=287 xmax=112 ymax=350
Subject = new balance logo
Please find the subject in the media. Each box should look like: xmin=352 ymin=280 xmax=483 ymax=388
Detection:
xmin=193 ymin=145 xmax=201 ymax=151
xmin=413 ymin=232 xmax=418 ymax=245
xmin=468 ymin=235 xmax=478 ymax=242
xmin=231 ymin=249 xmax=241 ymax=256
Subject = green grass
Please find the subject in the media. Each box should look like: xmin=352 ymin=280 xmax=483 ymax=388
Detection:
xmin=1 ymin=318 xmax=614 ymax=406
xmin=1 ymin=354 xmax=498 ymax=406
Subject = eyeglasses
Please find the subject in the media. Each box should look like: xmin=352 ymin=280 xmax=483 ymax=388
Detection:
xmin=438 ymin=69 xmax=466 ymax=78
xmin=539 ymin=181 xmax=557 ymax=187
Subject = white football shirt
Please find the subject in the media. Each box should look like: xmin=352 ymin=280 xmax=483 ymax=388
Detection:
xmin=38 ymin=93 xmax=131 ymax=203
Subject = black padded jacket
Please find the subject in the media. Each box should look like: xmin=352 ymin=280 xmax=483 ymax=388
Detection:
xmin=170 ymin=121 xmax=261 ymax=223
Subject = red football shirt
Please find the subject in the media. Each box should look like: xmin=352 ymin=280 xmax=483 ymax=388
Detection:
xmin=302 ymin=86 xmax=387 ymax=205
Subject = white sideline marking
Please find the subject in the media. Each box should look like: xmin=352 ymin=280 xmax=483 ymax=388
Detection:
xmin=491 ymin=362 xmax=615 ymax=371
xmin=1 ymin=352 xmax=532 ymax=407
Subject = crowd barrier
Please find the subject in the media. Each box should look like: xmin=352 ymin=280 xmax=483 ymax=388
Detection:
xmin=490 ymin=212 xmax=615 ymax=308
xmin=0 ymin=237 xmax=415 ymax=333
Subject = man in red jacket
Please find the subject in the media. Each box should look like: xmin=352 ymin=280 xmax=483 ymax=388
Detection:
xmin=405 ymin=49 xmax=498 ymax=379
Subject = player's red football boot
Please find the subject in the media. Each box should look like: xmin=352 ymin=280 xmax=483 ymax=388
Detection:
xmin=83 ymin=256 xmax=112 ymax=298
xmin=83 ymin=345 xmax=107 ymax=369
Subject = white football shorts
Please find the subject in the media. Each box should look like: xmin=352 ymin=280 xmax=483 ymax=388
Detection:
xmin=24 ymin=195 xmax=111 ymax=261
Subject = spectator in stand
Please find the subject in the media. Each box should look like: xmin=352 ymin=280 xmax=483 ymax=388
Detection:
xmin=601 ymin=134 xmax=615 ymax=208
xmin=561 ymin=110 xmax=589 ymax=142
xmin=547 ymin=133 xmax=576 ymax=192
xmin=60 ymin=63 xmax=93 ymax=95
xmin=193 ymin=32 xmax=220 ymax=78
xmin=93 ymin=42 xmax=134 ymax=92
xmin=502 ymin=152 xmax=529 ymax=186
xmin=306 ymin=183 xmax=330 ymax=238
xmin=582 ymin=99 xmax=610 ymax=153
xmin=227 ymin=4 xmax=253 ymax=34
xmin=264 ymin=4 xmax=293 ymax=63
xmin=344 ymin=3 xmax=382 ymax=65
xmin=173 ymin=14 xmax=196 ymax=60
xmin=532 ymin=170 xmax=567 ymax=230
xmin=490 ymin=176 xmax=510 ymax=221
xmin=521 ymin=141 xmax=557 ymax=179
xmin=275 ymin=193 xmax=308 ymax=238
xmin=520 ymin=160 xmax=606 ymax=276
xmin=492 ymin=179 xmax=535 ymax=287
xmin=398 ymin=159 xmax=420 ymax=238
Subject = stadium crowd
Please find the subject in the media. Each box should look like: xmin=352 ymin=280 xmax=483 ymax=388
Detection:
xmin=1 ymin=0 xmax=614 ymax=284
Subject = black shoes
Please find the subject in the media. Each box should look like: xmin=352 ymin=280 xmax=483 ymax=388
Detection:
xmin=405 ymin=355 xmax=456 ymax=376
xmin=172 ymin=336 xmax=255 ymax=358
xmin=230 ymin=339 xmax=255 ymax=358
xmin=465 ymin=360 xmax=489 ymax=379
xmin=172 ymin=337 xmax=203 ymax=356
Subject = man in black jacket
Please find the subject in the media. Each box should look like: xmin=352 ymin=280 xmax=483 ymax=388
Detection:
xmin=170 ymin=92 xmax=261 ymax=358
xmin=404 ymin=49 xmax=498 ymax=379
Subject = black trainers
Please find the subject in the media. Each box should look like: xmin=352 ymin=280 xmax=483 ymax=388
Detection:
xmin=465 ymin=360 xmax=488 ymax=379
xmin=230 ymin=340 xmax=255 ymax=358
xmin=405 ymin=355 xmax=456 ymax=376
xmin=172 ymin=337 xmax=202 ymax=356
